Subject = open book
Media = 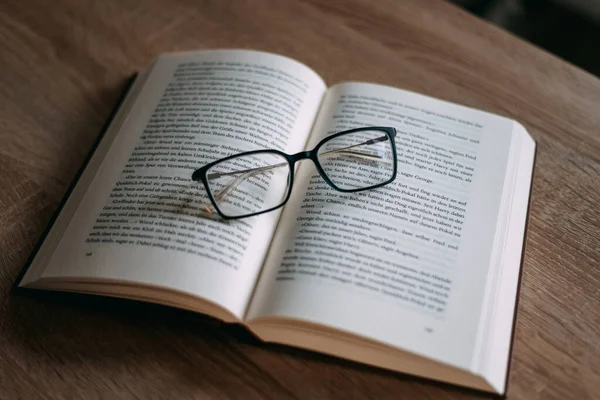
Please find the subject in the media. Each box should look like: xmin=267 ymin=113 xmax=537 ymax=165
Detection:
xmin=17 ymin=49 xmax=535 ymax=394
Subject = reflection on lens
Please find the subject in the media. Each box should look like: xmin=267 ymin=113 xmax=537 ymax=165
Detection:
xmin=317 ymin=129 xmax=395 ymax=190
xmin=206 ymin=152 xmax=291 ymax=217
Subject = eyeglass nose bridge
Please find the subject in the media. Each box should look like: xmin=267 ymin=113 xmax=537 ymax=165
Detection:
xmin=289 ymin=150 xmax=314 ymax=164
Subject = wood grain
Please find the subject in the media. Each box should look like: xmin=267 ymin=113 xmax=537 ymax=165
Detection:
xmin=1 ymin=0 xmax=599 ymax=398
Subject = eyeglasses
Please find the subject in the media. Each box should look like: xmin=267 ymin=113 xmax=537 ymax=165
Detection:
xmin=191 ymin=127 xmax=398 ymax=219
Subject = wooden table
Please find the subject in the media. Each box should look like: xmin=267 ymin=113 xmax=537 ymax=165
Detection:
xmin=1 ymin=0 xmax=599 ymax=398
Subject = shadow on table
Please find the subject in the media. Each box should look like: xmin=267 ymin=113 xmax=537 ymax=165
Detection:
xmin=6 ymin=289 xmax=491 ymax=398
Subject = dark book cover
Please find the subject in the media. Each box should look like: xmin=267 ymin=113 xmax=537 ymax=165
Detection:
xmin=13 ymin=74 xmax=139 ymax=291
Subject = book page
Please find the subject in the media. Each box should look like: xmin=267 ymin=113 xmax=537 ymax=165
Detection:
xmin=22 ymin=50 xmax=326 ymax=320
xmin=247 ymin=82 xmax=516 ymax=369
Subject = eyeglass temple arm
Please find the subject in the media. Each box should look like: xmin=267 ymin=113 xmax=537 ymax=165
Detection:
xmin=207 ymin=136 xmax=391 ymax=180
xmin=200 ymin=141 xmax=392 ymax=214
xmin=200 ymin=169 xmax=255 ymax=214
xmin=208 ymin=149 xmax=387 ymax=201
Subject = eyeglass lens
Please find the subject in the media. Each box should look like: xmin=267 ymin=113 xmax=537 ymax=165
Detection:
xmin=317 ymin=129 xmax=394 ymax=190
xmin=204 ymin=129 xmax=394 ymax=218
xmin=205 ymin=152 xmax=291 ymax=218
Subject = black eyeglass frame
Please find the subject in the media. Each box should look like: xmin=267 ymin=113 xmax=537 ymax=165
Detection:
xmin=191 ymin=126 xmax=398 ymax=220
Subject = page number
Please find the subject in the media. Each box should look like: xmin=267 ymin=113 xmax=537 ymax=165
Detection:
xmin=85 ymin=252 xmax=93 ymax=257
xmin=425 ymin=327 xmax=434 ymax=333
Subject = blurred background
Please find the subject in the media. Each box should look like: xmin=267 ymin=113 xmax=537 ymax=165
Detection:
xmin=449 ymin=0 xmax=600 ymax=77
